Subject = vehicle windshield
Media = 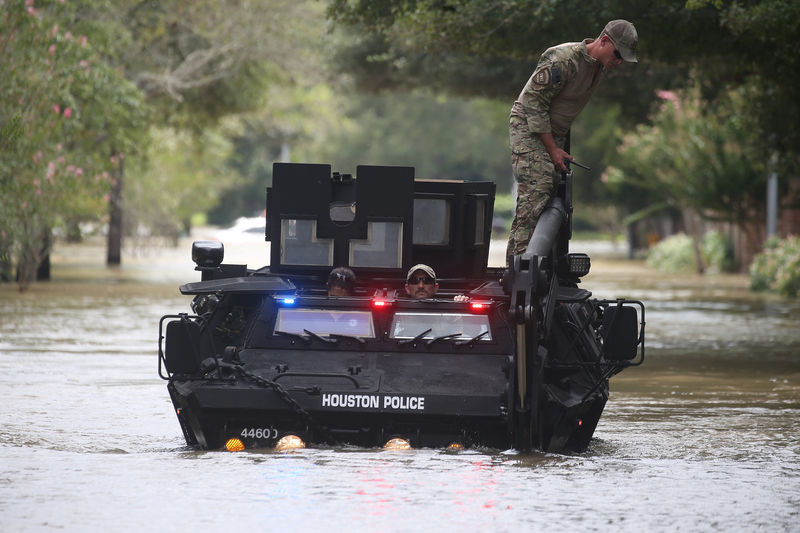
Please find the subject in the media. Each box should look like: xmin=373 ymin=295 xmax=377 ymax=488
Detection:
xmin=389 ymin=312 xmax=492 ymax=341
xmin=275 ymin=308 xmax=376 ymax=338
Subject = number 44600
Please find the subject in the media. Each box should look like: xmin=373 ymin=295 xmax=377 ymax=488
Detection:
xmin=240 ymin=428 xmax=278 ymax=439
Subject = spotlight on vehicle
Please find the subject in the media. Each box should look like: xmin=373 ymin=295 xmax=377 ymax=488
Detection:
xmin=225 ymin=438 xmax=245 ymax=452
xmin=567 ymin=253 xmax=591 ymax=277
xmin=275 ymin=434 xmax=306 ymax=451
xmin=446 ymin=442 xmax=464 ymax=451
xmin=383 ymin=437 xmax=412 ymax=450
xmin=192 ymin=240 xmax=224 ymax=269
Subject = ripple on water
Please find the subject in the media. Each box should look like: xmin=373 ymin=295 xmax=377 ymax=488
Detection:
xmin=1 ymin=263 xmax=799 ymax=531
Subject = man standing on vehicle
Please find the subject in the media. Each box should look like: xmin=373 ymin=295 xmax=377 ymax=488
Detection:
xmin=506 ymin=19 xmax=638 ymax=261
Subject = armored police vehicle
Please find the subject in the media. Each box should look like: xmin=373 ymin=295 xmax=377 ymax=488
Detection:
xmin=158 ymin=162 xmax=645 ymax=452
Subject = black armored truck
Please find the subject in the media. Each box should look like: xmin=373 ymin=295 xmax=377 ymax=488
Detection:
xmin=158 ymin=162 xmax=645 ymax=452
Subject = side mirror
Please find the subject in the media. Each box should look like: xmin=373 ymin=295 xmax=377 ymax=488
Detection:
xmin=602 ymin=305 xmax=639 ymax=360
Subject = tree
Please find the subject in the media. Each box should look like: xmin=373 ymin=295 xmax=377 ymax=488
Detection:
xmin=103 ymin=0 xmax=329 ymax=264
xmin=311 ymin=91 xmax=511 ymax=181
xmin=125 ymin=125 xmax=240 ymax=246
xmin=606 ymin=84 xmax=784 ymax=269
xmin=325 ymin=0 xmax=800 ymax=253
xmin=325 ymin=0 xmax=800 ymax=160
xmin=3 ymin=0 xmax=331 ymax=284
xmin=0 ymin=0 xmax=147 ymax=290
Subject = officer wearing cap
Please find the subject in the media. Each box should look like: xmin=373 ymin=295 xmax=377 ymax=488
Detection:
xmin=405 ymin=263 xmax=474 ymax=301
xmin=506 ymin=20 xmax=638 ymax=261
xmin=404 ymin=264 xmax=439 ymax=299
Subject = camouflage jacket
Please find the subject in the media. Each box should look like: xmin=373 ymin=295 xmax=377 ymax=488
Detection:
xmin=510 ymin=39 xmax=603 ymax=151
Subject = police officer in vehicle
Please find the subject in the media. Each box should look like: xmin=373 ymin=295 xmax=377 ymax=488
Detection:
xmin=405 ymin=263 xmax=472 ymax=302
xmin=327 ymin=266 xmax=356 ymax=296
xmin=404 ymin=264 xmax=440 ymax=299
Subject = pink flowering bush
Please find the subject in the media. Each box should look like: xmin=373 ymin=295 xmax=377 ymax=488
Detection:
xmin=1 ymin=0 xmax=146 ymax=289
xmin=607 ymin=84 xmax=770 ymax=272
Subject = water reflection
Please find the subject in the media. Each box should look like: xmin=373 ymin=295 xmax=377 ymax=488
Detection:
xmin=0 ymin=242 xmax=798 ymax=531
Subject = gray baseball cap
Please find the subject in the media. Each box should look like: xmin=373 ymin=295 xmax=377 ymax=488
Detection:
xmin=602 ymin=19 xmax=638 ymax=63
xmin=406 ymin=264 xmax=436 ymax=282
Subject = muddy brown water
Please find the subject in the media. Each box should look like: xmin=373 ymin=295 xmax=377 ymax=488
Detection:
xmin=1 ymin=237 xmax=798 ymax=531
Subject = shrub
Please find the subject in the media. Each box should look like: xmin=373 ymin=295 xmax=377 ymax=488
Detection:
xmin=750 ymin=236 xmax=800 ymax=297
xmin=701 ymin=230 xmax=736 ymax=273
xmin=646 ymin=233 xmax=695 ymax=273
xmin=646 ymin=231 xmax=735 ymax=274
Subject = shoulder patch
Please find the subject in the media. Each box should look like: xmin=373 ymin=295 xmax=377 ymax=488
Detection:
xmin=552 ymin=67 xmax=562 ymax=86
xmin=533 ymin=67 xmax=551 ymax=86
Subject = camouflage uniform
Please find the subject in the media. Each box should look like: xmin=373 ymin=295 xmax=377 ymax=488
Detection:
xmin=506 ymin=39 xmax=603 ymax=260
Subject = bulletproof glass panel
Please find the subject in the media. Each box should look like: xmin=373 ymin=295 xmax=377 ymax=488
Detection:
xmin=413 ymin=198 xmax=450 ymax=245
xmin=280 ymin=219 xmax=334 ymax=266
xmin=275 ymin=308 xmax=376 ymax=338
xmin=389 ymin=312 xmax=492 ymax=341
xmin=330 ymin=201 xmax=356 ymax=223
xmin=349 ymin=221 xmax=403 ymax=268
xmin=474 ymin=198 xmax=487 ymax=245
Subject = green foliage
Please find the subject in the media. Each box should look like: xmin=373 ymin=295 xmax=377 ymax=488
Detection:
xmin=646 ymin=231 xmax=734 ymax=274
xmin=0 ymin=0 xmax=148 ymax=288
xmin=125 ymin=126 xmax=240 ymax=241
xmin=209 ymin=83 xmax=347 ymax=225
xmin=493 ymin=194 xmax=515 ymax=219
xmin=3 ymin=0 xmax=315 ymax=284
xmin=211 ymin=89 xmax=513 ymax=226
xmin=702 ymin=230 xmax=735 ymax=274
xmin=311 ymin=92 xmax=510 ymax=181
xmin=325 ymin=0 xmax=800 ymax=181
xmin=607 ymin=84 xmax=776 ymax=236
xmin=750 ymin=236 xmax=800 ymax=298
xmin=646 ymin=233 xmax=696 ymax=273
xmin=123 ymin=0 xmax=325 ymax=128
xmin=121 ymin=0 xmax=329 ymax=232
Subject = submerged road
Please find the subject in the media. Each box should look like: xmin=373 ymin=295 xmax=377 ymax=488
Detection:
xmin=0 ymin=233 xmax=798 ymax=531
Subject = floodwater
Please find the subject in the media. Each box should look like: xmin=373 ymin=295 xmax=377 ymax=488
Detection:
xmin=1 ymin=237 xmax=798 ymax=532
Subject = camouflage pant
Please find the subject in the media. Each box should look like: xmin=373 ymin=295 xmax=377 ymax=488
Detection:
xmin=506 ymin=127 xmax=565 ymax=261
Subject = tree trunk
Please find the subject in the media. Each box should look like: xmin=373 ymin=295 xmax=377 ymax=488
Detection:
xmin=736 ymin=219 xmax=764 ymax=273
xmin=0 ymin=238 xmax=11 ymax=282
xmin=685 ymin=210 xmax=706 ymax=274
xmin=16 ymin=229 xmax=51 ymax=291
xmin=106 ymin=152 xmax=124 ymax=265
xmin=65 ymin=219 xmax=83 ymax=243
xmin=36 ymin=231 xmax=51 ymax=280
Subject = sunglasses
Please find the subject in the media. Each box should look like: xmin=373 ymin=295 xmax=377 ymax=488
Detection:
xmin=613 ymin=48 xmax=622 ymax=60
xmin=408 ymin=276 xmax=435 ymax=285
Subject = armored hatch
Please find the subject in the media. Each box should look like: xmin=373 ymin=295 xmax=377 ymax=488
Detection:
xmin=264 ymin=163 xmax=495 ymax=283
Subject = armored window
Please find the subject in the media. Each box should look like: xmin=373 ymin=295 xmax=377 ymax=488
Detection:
xmin=330 ymin=201 xmax=356 ymax=223
xmin=413 ymin=198 xmax=450 ymax=245
xmin=474 ymin=197 xmax=487 ymax=245
xmin=349 ymin=221 xmax=403 ymax=268
xmin=389 ymin=312 xmax=492 ymax=341
xmin=280 ymin=219 xmax=334 ymax=266
xmin=274 ymin=308 xmax=376 ymax=338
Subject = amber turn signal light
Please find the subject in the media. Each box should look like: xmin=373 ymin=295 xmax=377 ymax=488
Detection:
xmin=225 ymin=438 xmax=245 ymax=452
